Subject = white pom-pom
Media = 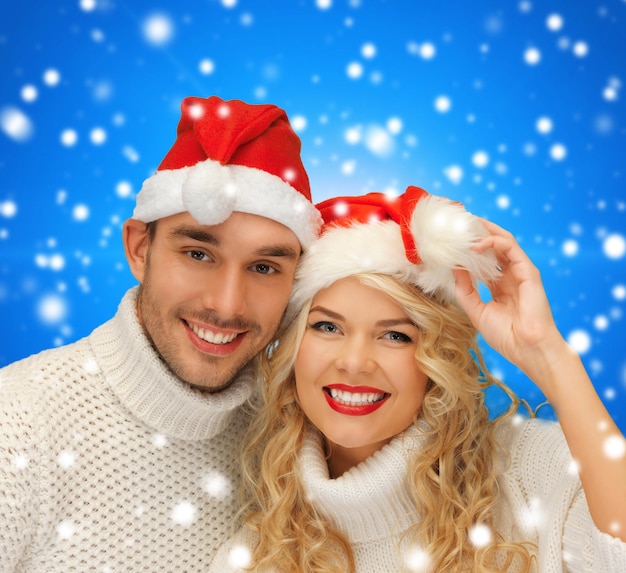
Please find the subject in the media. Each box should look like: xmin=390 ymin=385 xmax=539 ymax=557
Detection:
xmin=411 ymin=195 xmax=499 ymax=299
xmin=182 ymin=160 xmax=237 ymax=225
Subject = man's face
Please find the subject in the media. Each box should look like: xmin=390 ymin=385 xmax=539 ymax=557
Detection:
xmin=125 ymin=211 xmax=301 ymax=391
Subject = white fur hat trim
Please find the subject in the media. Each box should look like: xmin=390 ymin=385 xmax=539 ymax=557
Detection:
xmin=290 ymin=194 xmax=499 ymax=309
xmin=133 ymin=157 xmax=322 ymax=249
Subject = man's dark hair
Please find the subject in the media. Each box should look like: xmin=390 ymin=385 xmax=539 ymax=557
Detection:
xmin=145 ymin=220 xmax=158 ymax=242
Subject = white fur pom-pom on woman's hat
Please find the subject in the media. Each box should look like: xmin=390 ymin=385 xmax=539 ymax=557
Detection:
xmin=289 ymin=186 xmax=500 ymax=311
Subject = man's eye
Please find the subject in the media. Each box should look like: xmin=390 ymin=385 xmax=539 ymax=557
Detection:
xmin=251 ymin=263 xmax=276 ymax=275
xmin=187 ymin=250 xmax=209 ymax=261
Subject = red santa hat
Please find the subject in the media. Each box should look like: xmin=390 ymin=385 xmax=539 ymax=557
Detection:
xmin=290 ymin=186 xmax=500 ymax=308
xmin=133 ymin=95 xmax=322 ymax=248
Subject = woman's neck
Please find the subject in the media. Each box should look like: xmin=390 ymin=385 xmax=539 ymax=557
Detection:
xmin=325 ymin=439 xmax=391 ymax=478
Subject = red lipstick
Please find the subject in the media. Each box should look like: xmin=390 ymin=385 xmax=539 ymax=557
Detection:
xmin=323 ymin=384 xmax=390 ymax=416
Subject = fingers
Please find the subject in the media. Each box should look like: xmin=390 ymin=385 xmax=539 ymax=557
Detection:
xmin=476 ymin=217 xmax=515 ymax=240
xmin=469 ymin=219 xmax=546 ymax=303
xmin=472 ymin=222 xmax=536 ymax=273
xmin=453 ymin=269 xmax=485 ymax=328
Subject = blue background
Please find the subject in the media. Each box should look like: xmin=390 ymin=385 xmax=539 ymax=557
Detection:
xmin=1 ymin=0 xmax=625 ymax=431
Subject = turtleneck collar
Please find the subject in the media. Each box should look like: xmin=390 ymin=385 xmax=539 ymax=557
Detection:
xmin=299 ymin=421 xmax=430 ymax=544
xmin=89 ymin=287 xmax=256 ymax=441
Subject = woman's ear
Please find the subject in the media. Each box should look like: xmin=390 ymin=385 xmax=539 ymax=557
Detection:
xmin=123 ymin=219 xmax=151 ymax=283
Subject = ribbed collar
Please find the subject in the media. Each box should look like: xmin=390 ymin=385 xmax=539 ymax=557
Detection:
xmin=89 ymin=287 xmax=255 ymax=441
xmin=299 ymin=421 xmax=429 ymax=544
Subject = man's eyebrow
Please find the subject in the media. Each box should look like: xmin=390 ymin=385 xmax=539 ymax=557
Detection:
xmin=170 ymin=226 xmax=220 ymax=245
xmin=169 ymin=225 xmax=300 ymax=258
xmin=254 ymin=245 xmax=300 ymax=259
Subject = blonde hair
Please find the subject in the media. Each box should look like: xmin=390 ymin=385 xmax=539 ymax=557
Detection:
xmin=240 ymin=273 xmax=535 ymax=572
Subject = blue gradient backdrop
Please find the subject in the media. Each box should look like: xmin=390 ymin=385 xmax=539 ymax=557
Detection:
xmin=1 ymin=0 xmax=625 ymax=431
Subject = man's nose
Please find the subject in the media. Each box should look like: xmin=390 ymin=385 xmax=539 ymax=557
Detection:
xmin=201 ymin=266 xmax=247 ymax=318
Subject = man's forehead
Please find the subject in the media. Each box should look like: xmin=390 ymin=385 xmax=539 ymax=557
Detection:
xmin=164 ymin=213 xmax=301 ymax=257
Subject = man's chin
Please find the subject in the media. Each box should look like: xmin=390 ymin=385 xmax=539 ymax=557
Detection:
xmin=180 ymin=357 xmax=257 ymax=394
xmin=188 ymin=380 xmax=233 ymax=394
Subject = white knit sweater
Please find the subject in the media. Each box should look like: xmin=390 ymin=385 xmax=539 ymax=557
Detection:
xmin=0 ymin=288 xmax=255 ymax=572
xmin=210 ymin=418 xmax=626 ymax=572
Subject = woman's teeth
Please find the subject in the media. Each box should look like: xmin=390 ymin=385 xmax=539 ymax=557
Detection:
xmin=327 ymin=388 xmax=386 ymax=406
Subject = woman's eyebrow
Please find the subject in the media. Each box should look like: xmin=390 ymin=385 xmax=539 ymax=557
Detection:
xmin=309 ymin=306 xmax=344 ymax=321
xmin=309 ymin=307 xmax=414 ymax=328
xmin=376 ymin=318 xmax=416 ymax=328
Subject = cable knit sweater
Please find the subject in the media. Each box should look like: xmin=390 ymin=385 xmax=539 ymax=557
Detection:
xmin=210 ymin=418 xmax=626 ymax=572
xmin=0 ymin=287 xmax=255 ymax=572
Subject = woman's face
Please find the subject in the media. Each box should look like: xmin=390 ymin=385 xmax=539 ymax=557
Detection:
xmin=294 ymin=277 xmax=430 ymax=475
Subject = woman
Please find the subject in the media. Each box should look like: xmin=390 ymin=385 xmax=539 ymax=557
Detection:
xmin=210 ymin=186 xmax=626 ymax=572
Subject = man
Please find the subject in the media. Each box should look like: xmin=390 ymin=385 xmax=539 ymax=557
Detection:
xmin=0 ymin=96 xmax=321 ymax=572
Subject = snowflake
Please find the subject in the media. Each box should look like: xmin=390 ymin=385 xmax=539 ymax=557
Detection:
xmin=171 ymin=501 xmax=197 ymax=526
xmin=228 ymin=544 xmax=252 ymax=568
xmin=469 ymin=523 xmax=493 ymax=547
xmin=57 ymin=521 xmax=76 ymax=540
xmin=202 ymin=471 xmax=233 ymax=499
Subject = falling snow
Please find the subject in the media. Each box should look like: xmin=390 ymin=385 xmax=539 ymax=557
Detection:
xmin=37 ymin=294 xmax=68 ymax=325
xmin=202 ymin=471 xmax=233 ymax=499
xmin=142 ymin=13 xmax=175 ymax=45
xmin=603 ymin=234 xmax=626 ymax=259
xmin=518 ymin=497 xmax=545 ymax=530
xmin=469 ymin=523 xmax=493 ymax=547
xmin=550 ymin=143 xmax=567 ymax=161
xmin=0 ymin=0 xmax=624 ymax=438
xmin=434 ymin=95 xmax=452 ymax=113
xmin=171 ymin=501 xmax=197 ymax=526
xmin=199 ymin=59 xmax=215 ymax=75
xmin=0 ymin=200 xmax=17 ymax=218
xmin=472 ymin=150 xmax=489 ymax=168
xmin=403 ymin=545 xmax=431 ymax=572
xmin=12 ymin=452 xmax=29 ymax=470
xmin=60 ymin=129 xmax=78 ymax=147
xmin=228 ymin=544 xmax=252 ymax=568
xmin=152 ymin=433 xmax=168 ymax=448
xmin=546 ymin=14 xmax=564 ymax=32
xmin=603 ymin=435 xmax=626 ymax=459
xmin=57 ymin=450 xmax=77 ymax=469
xmin=536 ymin=117 xmax=553 ymax=134
xmin=346 ymin=61 xmax=364 ymax=79
xmin=0 ymin=107 xmax=34 ymax=142
xmin=567 ymin=329 xmax=592 ymax=355
xmin=444 ymin=165 xmax=464 ymax=185
xmin=57 ymin=521 xmax=76 ymax=540
xmin=73 ymin=204 xmax=90 ymax=222
xmin=524 ymin=47 xmax=541 ymax=65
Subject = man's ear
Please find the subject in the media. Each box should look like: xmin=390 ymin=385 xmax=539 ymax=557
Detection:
xmin=123 ymin=219 xmax=151 ymax=283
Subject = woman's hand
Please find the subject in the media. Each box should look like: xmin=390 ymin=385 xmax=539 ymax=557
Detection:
xmin=453 ymin=219 xmax=567 ymax=396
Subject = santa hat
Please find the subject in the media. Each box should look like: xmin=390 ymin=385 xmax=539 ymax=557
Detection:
xmin=133 ymin=95 xmax=322 ymax=248
xmin=290 ymin=186 xmax=500 ymax=309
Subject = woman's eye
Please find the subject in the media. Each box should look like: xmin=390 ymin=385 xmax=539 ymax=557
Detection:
xmin=310 ymin=321 xmax=338 ymax=334
xmin=385 ymin=331 xmax=412 ymax=343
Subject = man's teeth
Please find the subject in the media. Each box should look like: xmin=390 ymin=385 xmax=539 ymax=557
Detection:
xmin=328 ymin=388 xmax=386 ymax=406
xmin=188 ymin=322 xmax=238 ymax=344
